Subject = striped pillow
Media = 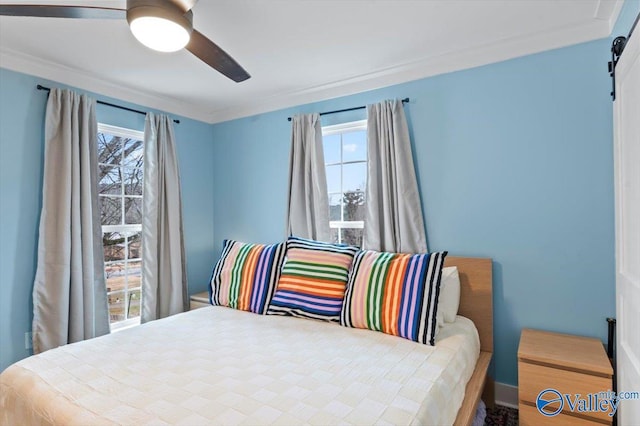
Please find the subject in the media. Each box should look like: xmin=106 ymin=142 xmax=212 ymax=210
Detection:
xmin=267 ymin=236 xmax=359 ymax=322
xmin=210 ymin=239 xmax=286 ymax=314
xmin=340 ymin=250 xmax=448 ymax=345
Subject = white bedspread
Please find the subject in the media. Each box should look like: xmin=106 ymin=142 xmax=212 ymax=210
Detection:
xmin=0 ymin=306 xmax=479 ymax=426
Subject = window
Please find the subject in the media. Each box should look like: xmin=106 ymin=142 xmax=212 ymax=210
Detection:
xmin=322 ymin=120 xmax=367 ymax=247
xmin=97 ymin=124 xmax=144 ymax=331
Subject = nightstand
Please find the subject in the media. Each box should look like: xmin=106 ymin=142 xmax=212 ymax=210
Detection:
xmin=189 ymin=291 xmax=210 ymax=310
xmin=518 ymin=329 xmax=613 ymax=425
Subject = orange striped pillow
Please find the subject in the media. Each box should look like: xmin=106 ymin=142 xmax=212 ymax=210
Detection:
xmin=267 ymin=236 xmax=358 ymax=322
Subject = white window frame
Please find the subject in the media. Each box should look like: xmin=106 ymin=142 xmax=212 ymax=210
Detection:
xmin=322 ymin=119 xmax=367 ymax=244
xmin=98 ymin=123 xmax=144 ymax=332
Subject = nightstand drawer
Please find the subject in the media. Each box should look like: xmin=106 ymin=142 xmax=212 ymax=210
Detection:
xmin=519 ymin=403 xmax=604 ymax=426
xmin=519 ymin=361 xmax=611 ymax=423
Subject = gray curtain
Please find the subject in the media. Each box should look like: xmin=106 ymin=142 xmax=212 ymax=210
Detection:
xmin=32 ymin=88 xmax=109 ymax=354
xmin=285 ymin=113 xmax=330 ymax=242
xmin=141 ymin=113 xmax=187 ymax=323
xmin=363 ymin=99 xmax=428 ymax=253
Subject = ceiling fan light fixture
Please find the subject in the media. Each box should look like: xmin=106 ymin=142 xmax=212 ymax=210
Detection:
xmin=130 ymin=16 xmax=189 ymax=52
xmin=127 ymin=5 xmax=193 ymax=53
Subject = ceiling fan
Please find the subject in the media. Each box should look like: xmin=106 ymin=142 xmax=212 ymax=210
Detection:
xmin=0 ymin=0 xmax=251 ymax=82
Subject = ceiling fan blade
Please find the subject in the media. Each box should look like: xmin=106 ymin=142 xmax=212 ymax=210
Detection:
xmin=186 ymin=29 xmax=250 ymax=83
xmin=168 ymin=0 xmax=197 ymax=13
xmin=0 ymin=5 xmax=125 ymax=19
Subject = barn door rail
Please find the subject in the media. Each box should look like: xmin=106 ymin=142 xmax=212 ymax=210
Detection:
xmin=609 ymin=12 xmax=639 ymax=101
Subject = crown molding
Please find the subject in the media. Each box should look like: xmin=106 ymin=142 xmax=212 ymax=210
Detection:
xmin=0 ymin=12 xmax=617 ymax=125
xmin=207 ymin=18 xmax=612 ymax=123
xmin=594 ymin=0 xmax=624 ymax=32
xmin=0 ymin=47 xmax=212 ymax=123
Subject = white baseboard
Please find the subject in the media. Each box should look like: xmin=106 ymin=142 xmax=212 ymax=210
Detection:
xmin=494 ymin=382 xmax=519 ymax=409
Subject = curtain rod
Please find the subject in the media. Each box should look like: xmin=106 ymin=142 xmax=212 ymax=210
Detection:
xmin=36 ymin=85 xmax=180 ymax=124
xmin=286 ymin=98 xmax=410 ymax=121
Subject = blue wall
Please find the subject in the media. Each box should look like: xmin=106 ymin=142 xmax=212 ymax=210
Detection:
xmin=210 ymin=37 xmax=622 ymax=386
xmin=0 ymin=68 xmax=215 ymax=371
xmin=614 ymin=0 xmax=640 ymax=36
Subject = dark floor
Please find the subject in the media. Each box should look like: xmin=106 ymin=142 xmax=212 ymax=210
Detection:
xmin=485 ymin=404 xmax=519 ymax=426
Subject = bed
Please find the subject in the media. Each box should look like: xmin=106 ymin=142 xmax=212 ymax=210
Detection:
xmin=0 ymin=256 xmax=493 ymax=425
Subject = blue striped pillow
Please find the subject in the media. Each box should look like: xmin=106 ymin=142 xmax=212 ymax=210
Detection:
xmin=266 ymin=236 xmax=358 ymax=322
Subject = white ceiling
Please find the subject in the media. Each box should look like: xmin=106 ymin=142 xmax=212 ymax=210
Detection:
xmin=0 ymin=0 xmax=623 ymax=124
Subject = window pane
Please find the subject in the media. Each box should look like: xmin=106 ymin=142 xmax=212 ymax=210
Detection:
xmin=98 ymin=166 xmax=121 ymax=195
xmin=323 ymin=134 xmax=341 ymax=164
xmin=127 ymin=288 xmax=141 ymax=319
xmin=127 ymin=260 xmax=141 ymax=281
xmin=342 ymin=130 xmax=366 ymax=162
xmin=342 ymin=228 xmax=363 ymax=247
xmin=100 ymin=196 xmax=122 ymax=225
xmin=343 ymin=191 xmax=365 ymax=221
xmin=107 ymin=291 xmax=126 ymax=323
xmin=124 ymin=167 xmax=143 ymax=196
xmin=105 ymin=262 xmax=126 ymax=293
xmin=126 ymin=261 xmax=141 ymax=321
xmin=127 ymin=265 xmax=141 ymax=289
xmin=329 ymin=194 xmax=342 ymax=221
xmin=123 ymin=138 xmax=144 ymax=169
xmin=343 ymin=162 xmax=366 ymax=192
xmin=98 ymin=133 xmax=122 ymax=165
xmin=125 ymin=197 xmax=142 ymax=224
xmin=103 ymin=232 xmax=125 ymax=262
xmin=326 ymin=164 xmax=341 ymax=194
xmin=127 ymin=233 xmax=142 ymax=260
xmin=330 ymin=227 xmax=339 ymax=244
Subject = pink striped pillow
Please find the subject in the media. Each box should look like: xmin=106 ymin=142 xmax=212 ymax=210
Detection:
xmin=340 ymin=250 xmax=447 ymax=345
xmin=210 ymin=240 xmax=285 ymax=314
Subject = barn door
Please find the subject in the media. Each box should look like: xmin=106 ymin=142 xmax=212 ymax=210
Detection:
xmin=613 ymin=17 xmax=640 ymax=426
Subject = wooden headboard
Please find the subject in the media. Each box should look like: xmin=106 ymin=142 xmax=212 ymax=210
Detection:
xmin=444 ymin=256 xmax=493 ymax=353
